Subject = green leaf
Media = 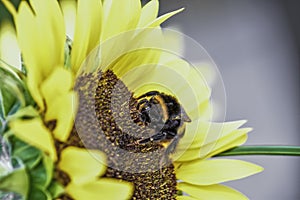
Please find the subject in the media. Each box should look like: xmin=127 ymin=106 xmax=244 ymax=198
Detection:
xmin=0 ymin=89 xmax=7 ymax=120
xmin=29 ymin=155 xmax=54 ymax=190
xmin=0 ymin=61 xmax=35 ymax=120
xmin=8 ymin=135 xmax=56 ymax=198
xmin=0 ymin=191 xmax=22 ymax=200
xmin=30 ymin=161 xmax=48 ymax=188
xmin=64 ymin=37 xmax=72 ymax=69
xmin=0 ymin=62 xmax=34 ymax=135
xmin=0 ymin=67 xmax=25 ymax=117
xmin=28 ymin=186 xmax=52 ymax=200
xmin=13 ymin=145 xmax=42 ymax=169
xmin=47 ymin=181 xmax=65 ymax=199
xmin=0 ymin=166 xmax=29 ymax=198
xmin=42 ymin=155 xmax=54 ymax=188
xmin=8 ymin=106 xmax=39 ymax=120
xmin=216 ymin=145 xmax=300 ymax=157
xmin=9 ymin=135 xmax=42 ymax=169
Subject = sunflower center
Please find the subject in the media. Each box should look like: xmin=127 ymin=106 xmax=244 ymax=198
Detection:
xmin=74 ymin=70 xmax=179 ymax=199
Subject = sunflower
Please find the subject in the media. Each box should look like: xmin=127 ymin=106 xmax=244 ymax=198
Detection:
xmin=0 ymin=0 xmax=263 ymax=200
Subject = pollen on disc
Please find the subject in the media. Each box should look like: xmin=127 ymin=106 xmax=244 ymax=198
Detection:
xmin=73 ymin=70 xmax=178 ymax=199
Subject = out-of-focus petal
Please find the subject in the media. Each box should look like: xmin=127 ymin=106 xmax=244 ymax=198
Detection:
xmin=60 ymin=0 xmax=77 ymax=39
xmin=59 ymin=146 xmax=106 ymax=184
xmin=29 ymin=0 xmax=65 ymax=75
xmin=102 ymin=0 xmax=141 ymax=40
xmin=71 ymin=0 xmax=103 ymax=72
xmin=0 ymin=21 xmax=21 ymax=69
xmin=41 ymin=67 xmax=74 ymax=109
xmin=10 ymin=118 xmax=57 ymax=161
xmin=67 ymin=179 xmax=133 ymax=200
xmin=45 ymin=92 xmax=78 ymax=142
xmin=137 ymin=0 xmax=159 ymax=27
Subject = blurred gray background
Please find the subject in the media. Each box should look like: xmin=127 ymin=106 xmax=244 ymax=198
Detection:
xmin=158 ymin=0 xmax=300 ymax=199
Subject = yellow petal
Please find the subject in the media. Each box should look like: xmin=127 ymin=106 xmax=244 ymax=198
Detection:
xmin=127 ymin=55 xmax=191 ymax=96
xmin=117 ymin=48 xmax=210 ymax=121
xmin=200 ymin=128 xmax=250 ymax=159
xmin=158 ymin=29 xmax=185 ymax=58
xmin=174 ymin=148 xmax=200 ymax=162
xmin=176 ymin=159 xmax=263 ymax=185
xmin=59 ymin=147 xmax=107 ymax=184
xmin=67 ymin=179 xmax=133 ymax=200
xmin=176 ymin=196 xmax=197 ymax=200
xmin=102 ymin=0 xmax=141 ymax=40
xmin=71 ymin=0 xmax=103 ymax=72
xmin=45 ymin=91 xmax=78 ymax=142
xmin=178 ymin=120 xmax=247 ymax=150
xmin=181 ymin=67 xmax=211 ymax=120
xmin=41 ymin=67 xmax=74 ymax=109
xmin=176 ymin=120 xmax=208 ymax=152
xmin=13 ymin=0 xmax=65 ymax=109
xmin=133 ymin=63 xmax=211 ymax=121
xmin=0 ymin=21 xmax=21 ymax=69
xmin=137 ymin=0 xmax=159 ymax=27
xmin=29 ymin=0 xmax=65 ymax=75
xmin=174 ymin=121 xmax=249 ymax=162
xmin=15 ymin=2 xmax=43 ymax=109
xmin=92 ymin=28 xmax=164 ymax=75
xmin=60 ymin=0 xmax=77 ymax=39
xmin=178 ymin=183 xmax=249 ymax=200
xmin=148 ymin=8 xmax=184 ymax=27
xmin=174 ymin=132 xmax=247 ymax=162
xmin=201 ymin=121 xmax=248 ymax=148
xmin=10 ymin=118 xmax=57 ymax=161
xmin=110 ymin=48 xmax=161 ymax=79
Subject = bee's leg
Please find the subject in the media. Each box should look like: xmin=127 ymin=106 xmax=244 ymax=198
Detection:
xmin=136 ymin=99 xmax=148 ymax=110
xmin=140 ymin=112 xmax=151 ymax=124
xmin=159 ymin=135 xmax=180 ymax=169
xmin=164 ymin=129 xmax=177 ymax=140
xmin=165 ymin=136 xmax=180 ymax=155
xmin=137 ymin=100 xmax=152 ymax=124
xmin=137 ymin=131 xmax=167 ymax=144
xmin=126 ymin=137 xmax=152 ymax=147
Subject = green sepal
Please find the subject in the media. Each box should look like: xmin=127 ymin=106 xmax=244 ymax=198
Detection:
xmin=29 ymin=161 xmax=49 ymax=189
xmin=0 ymin=164 xmax=29 ymax=198
xmin=47 ymin=181 xmax=65 ymax=199
xmin=10 ymin=135 xmax=42 ymax=169
xmin=28 ymin=186 xmax=52 ymax=200
xmin=42 ymin=155 xmax=54 ymax=189
xmin=7 ymin=135 xmax=56 ymax=199
xmin=64 ymin=36 xmax=72 ymax=69
xmin=13 ymin=144 xmax=42 ymax=170
xmin=0 ymin=63 xmax=26 ymax=116
xmin=0 ymin=62 xmax=35 ymax=134
xmin=8 ymin=106 xmax=40 ymax=121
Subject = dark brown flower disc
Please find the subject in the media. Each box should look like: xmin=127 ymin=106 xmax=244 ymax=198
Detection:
xmin=73 ymin=70 xmax=177 ymax=199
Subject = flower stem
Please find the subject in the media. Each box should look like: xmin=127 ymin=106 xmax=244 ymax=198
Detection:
xmin=216 ymin=146 xmax=300 ymax=157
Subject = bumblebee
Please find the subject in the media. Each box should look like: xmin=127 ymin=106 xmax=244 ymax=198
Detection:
xmin=133 ymin=91 xmax=191 ymax=155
